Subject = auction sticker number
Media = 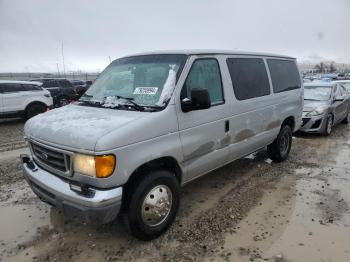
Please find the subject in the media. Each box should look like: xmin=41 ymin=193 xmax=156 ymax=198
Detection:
xmin=133 ymin=87 xmax=158 ymax=95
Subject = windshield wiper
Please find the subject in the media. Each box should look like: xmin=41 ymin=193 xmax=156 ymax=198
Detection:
xmin=107 ymin=95 xmax=145 ymax=111
xmin=78 ymin=99 xmax=103 ymax=107
xmin=304 ymin=98 xmax=321 ymax=101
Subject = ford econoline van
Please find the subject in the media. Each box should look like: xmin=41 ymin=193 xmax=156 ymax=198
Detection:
xmin=22 ymin=50 xmax=303 ymax=240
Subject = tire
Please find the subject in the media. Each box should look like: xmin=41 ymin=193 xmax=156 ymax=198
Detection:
xmin=123 ymin=170 xmax=180 ymax=240
xmin=25 ymin=103 xmax=47 ymax=119
xmin=341 ymin=110 xmax=350 ymax=124
xmin=323 ymin=114 xmax=333 ymax=136
xmin=267 ymin=125 xmax=292 ymax=162
xmin=57 ymin=96 xmax=69 ymax=107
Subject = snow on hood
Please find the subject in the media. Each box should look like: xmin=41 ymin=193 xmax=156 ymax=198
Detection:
xmin=24 ymin=104 xmax=146 ymax=151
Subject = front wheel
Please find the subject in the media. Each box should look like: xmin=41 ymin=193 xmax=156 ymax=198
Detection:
xmin=323 ymin=114 xmax=333 ymax=136
xmin=267 ymin=125 xmax=292 ymax=162
xmin=123 ymin=170 xmax=180 ymax=240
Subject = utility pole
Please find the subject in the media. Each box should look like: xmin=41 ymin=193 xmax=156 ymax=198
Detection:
xmin=108 ymin=56 xmax=112 ymax=63
xmin=56 ymin=63 xmax=60 ymax=77
xmin=61 ymin=42 xmax=66 ymax=78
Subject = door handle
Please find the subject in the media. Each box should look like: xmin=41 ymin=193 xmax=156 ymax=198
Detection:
xmin=225 ymin=120 xmax=230 ymax=133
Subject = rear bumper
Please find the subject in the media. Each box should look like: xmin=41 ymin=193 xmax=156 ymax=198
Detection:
xmin=22 ymin=159 xmax=123 ymax=224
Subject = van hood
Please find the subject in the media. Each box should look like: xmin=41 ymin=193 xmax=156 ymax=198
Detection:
xmin=303 ymin=100 xmax=329 ymax=112
xmin=24 ymin=104 xmax=148 ymax=151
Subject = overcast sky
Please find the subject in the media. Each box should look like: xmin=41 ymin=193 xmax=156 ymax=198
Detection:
xmin=0 ymin=0 xmax=349 ymax=73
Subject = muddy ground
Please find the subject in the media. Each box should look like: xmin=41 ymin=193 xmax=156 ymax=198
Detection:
xmin=0 ymin=118 xmax=350 ymax=262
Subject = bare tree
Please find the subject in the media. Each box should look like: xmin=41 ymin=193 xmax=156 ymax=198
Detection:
xmin=314 ymin=62 xmax=326 ymax=73
xmin=329 ymin=62 xmax=337 ymax=72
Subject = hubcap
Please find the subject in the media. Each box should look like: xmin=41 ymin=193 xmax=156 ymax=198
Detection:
xmin=279 ymin=132 xmax=290 ymax=156
xmin=141 ymin=185 xmax=172 ymax=227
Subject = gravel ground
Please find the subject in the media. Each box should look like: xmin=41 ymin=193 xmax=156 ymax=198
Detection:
xmin=0 ymin=119 xmax=26 ymax=152
xmin=0 ymin=121 xmax=350 ymax=262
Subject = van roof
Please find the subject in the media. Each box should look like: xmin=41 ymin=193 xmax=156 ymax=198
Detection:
xmin=0 ymin=80 xmax=41 ymax=85
xmin=121 ymin=49 xmax=295 ymax=60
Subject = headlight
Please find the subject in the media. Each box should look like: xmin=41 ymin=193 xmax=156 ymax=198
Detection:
xmin=306 ymin=106 xmax=328 ymax=116
xmin=73 ymin=154 xmax=116 ymax=178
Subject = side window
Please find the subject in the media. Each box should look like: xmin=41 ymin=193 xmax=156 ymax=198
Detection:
xmin=333 ymin=85 xmax=338 ymax=99
xmin=59 ymin=80 xmax=72 ymax=88
xmin=340 ymin=85 xmax=347 ymax=96
xmin=183 ymin=59 xmax=224 ymax=105
xmin=22 ymin=84 xmax=41 ymax=91
xmin=267 ymin=59 xmax=301 ymax=93
xmin=335 ymin=84 xmax=345 ymax=97
xmin=1 ymin=83 xmax=24 ymax=93
xmin=226 ymin=58 xmax=270 ymax=100
xmin=44 ymin=80 xmax=58 ymax=88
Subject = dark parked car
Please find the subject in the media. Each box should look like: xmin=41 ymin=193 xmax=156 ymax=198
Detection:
xmin=30 ymin=78 xmax=80 ymax=107
xmin=69 ymin=79 xmax=90 ymax=97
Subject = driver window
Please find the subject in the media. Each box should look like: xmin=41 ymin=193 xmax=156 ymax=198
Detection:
xmin=182 ymin=59 xmax=224 ymax=105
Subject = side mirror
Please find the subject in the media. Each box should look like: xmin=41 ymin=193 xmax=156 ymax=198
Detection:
xmin=181 ymin=88 xmax=211 ymax=112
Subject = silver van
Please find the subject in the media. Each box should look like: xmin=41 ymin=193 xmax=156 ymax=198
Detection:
xmin=22 ymin=50 xmax=303 ymax=240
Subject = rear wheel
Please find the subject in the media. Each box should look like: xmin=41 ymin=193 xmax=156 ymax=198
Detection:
xmin=267 ymin=125 xmax=292 ymax=162
xmin=323 ymin=114 xmax=333 ymax=136
xmin=123 ymin=170 xmax=180 ymax=240
xmin=25 ymin=103 xmax=47 ymax=119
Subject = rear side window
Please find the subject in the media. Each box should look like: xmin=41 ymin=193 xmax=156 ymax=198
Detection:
xmin=22 ymin=84 xmax=41 ymax=91
xmin=267 ymin=59 xmax=301 ymax=93
xmin=226 ymin=58 xmax=270 ymax=100
xmin=44 ymin=80 xmax=58 ymax=88
xmin=0 ymin=83 xmax=24 ymax=93
xmin=183 ymin=59 xmax=224 ymax=105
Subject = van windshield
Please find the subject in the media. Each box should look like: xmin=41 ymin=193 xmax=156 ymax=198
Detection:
xmin=81 ymin=54 xmax=187 ymax=110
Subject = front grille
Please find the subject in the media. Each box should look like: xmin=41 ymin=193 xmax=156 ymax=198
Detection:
xmin=30 ymin=141 xmax=71 ymax=175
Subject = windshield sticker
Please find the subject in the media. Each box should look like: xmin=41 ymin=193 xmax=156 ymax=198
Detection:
xmin=133 ymin=87 xmax=158 ymax=95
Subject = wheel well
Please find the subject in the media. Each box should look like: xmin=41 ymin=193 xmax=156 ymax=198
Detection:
xmin=281 ymin=116 xmax=295 ymax=131
xmin=127 ymin=157 xmax=182 ymax=185
xmin=121 ymin=157 xmax=182 ymax=210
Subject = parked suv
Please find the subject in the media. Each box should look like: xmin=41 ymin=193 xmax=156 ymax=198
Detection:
xmin=22 ymin=50 xmax=303 ymax=240
xmin=0 ymin=80 xmax=53 ymax=119
xmin=30 ymin=78 xmax=79 ymax=107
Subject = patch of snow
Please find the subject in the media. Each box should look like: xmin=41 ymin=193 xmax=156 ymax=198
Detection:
xmin=156 ymin=64 xmax=177 ymax=106
xmin=264 ymin=158 xmax=273 ymax=164
xmin=102 ymin=96 xmax=122 ymax=108
xmin=245 ymin=153 xmax=256 ymax=160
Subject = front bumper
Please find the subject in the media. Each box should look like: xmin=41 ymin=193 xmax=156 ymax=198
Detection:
xmin=300 ymin=113 xmax=327 ymax=133
xmin=22 ymin=158 xmax=123 ymax=224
